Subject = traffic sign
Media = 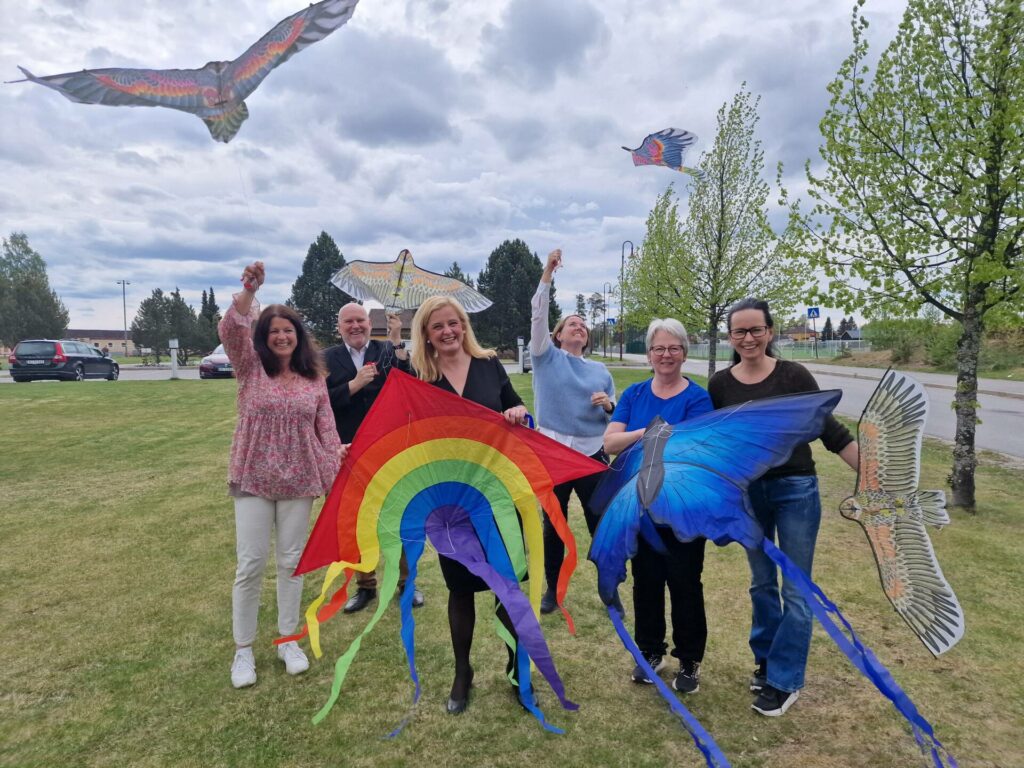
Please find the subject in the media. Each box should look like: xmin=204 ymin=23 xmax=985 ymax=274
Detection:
xmin=607 ymin=317 xmax=617 ymax=325
xmin=807 ymin=307 xmax=820 ymax=319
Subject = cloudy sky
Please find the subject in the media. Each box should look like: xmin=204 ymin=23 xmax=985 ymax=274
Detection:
xmin=1 ymin=0 xmax=905 ymax=332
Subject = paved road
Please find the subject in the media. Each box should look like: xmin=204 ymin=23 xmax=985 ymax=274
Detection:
xmin=6 ymin=360 xmax=1024 ymax=458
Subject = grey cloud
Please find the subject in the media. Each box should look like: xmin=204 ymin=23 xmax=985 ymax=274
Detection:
xmin=105 ymin=184 xmax=173 ymax=203
xmin=481 ymin=0 xmax=609 ymax=90
xmin=483 ymin=117 xmax=549 ymax=162
xmin=267 ymin=28 xmax=466 ymax=149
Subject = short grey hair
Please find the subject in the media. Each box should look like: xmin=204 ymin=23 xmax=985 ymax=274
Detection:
xmin=645 ymin=318 xmax=689 ymax=355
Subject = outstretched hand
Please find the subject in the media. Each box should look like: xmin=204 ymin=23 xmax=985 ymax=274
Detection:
xmin=241 ymin=261 xmax=265 ymax=292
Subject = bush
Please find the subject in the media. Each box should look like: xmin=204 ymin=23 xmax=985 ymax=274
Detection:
xmin=925 ymin=324 xmax=959 ymax=367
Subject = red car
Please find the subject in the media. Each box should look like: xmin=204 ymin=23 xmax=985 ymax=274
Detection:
xmin=199 ymin=344 xmax=234 ymax=379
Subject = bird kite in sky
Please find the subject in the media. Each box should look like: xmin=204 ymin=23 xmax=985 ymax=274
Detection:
xmin=622 ymin=128 xmax=706 ymax=179
xmin=840 ymin=369 xmax=964 ymax=657
xmin=588 ymin=389 xmax=957 ymax=768
xmin=11 ymin=0 xmax=360 ymax=143
xmin=330 ymin=249 xmax=493 ymax=313
xmin=287 ymin=371 xmax=606 ymax=733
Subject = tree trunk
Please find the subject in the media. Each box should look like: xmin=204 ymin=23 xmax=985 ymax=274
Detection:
xmin=950 ymin=299 xmax=983 ymax=512
xmin=706 ymin=305 xmax=719 ymax=380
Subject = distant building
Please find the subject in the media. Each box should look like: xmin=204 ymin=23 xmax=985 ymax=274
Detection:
xmin=66 ymin=329 xmax=138 ymax=356
xmin=839 ymin=329 xmax=862 ymax=341
xmin=368 ymin=308 xmax=414 ymax=341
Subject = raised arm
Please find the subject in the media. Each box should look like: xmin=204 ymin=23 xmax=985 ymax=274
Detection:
xmin=218 ymin=261 xmax=265 ymax=379
xmin=529 ymin=249 xmax=561 ymax=358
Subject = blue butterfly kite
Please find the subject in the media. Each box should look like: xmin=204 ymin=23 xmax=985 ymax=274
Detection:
xmin=588 ymin=390 xmax=956 ymax=768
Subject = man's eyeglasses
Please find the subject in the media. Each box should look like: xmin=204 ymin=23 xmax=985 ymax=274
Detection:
xmin=649 ymin=345 xmax=685 ymax=356
xmin=729 ymin=326 xmax=769 ymax=340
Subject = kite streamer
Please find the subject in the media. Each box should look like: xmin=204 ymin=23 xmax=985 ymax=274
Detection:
xmin=589 ymin=390 xmax=957 ymax=768
xmin=293 ymin=370 xmax=605 ymax=731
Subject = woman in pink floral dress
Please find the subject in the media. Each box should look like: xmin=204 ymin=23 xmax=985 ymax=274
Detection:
xmin=220 ymin=261 xmax=344 ymax=689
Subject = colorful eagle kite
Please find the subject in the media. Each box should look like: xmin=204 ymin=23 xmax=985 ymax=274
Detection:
xmin=289 ymin=370 xmax=606 ymax=732
xmin=622 ymin=128 xmax=706 ymax=179
xmin=330 ymin=249 xmax=493 ymax=313
xmin=841 ymin=369 xmax=964 ymax=656
xmin=11 ymin=0 xmax=360 ymax=142
xmin=589 ymin=390 xmax=956 ymax=768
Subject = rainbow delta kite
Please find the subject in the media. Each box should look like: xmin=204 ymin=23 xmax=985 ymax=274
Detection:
xmin=289 ymin=370 xmax=606 ymax=732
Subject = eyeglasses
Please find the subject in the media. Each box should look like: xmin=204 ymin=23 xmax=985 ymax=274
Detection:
xmin=729 ymin=326 xmax=769 ymax=340
xmin=649 ymin=345 xmax=685 ymax=356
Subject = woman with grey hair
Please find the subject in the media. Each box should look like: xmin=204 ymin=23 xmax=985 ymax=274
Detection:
xmin=604 ymin=317 xmax=713 ymax=695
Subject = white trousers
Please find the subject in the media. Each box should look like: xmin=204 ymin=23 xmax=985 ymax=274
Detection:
xmin=232 ymin=496 xmax=313 ymax=646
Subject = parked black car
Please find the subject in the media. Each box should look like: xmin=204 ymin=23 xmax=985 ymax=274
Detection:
xmin=7 ymin=340 xmax=119 ymax=382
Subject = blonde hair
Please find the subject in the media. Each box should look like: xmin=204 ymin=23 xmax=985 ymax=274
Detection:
xmin=411 ymin=296 xmax=496 ymax=382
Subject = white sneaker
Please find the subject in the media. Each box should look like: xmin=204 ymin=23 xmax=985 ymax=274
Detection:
xmin=276 ymin=641 xmax=310 ymax=676
xmin=231 ymin=647 xmax=256 ymax=689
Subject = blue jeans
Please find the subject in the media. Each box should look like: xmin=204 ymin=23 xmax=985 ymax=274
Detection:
xmin=746 ymin=474 xmax=821 ymax=693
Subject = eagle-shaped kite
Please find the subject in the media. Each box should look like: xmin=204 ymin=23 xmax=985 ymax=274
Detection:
xmin=331 ymin=249 xmax=493 ymax=313
xmin=622 ymin=128 xmax=706 ymax=179
xmin=840 ymin=369 xmax=964 ymax=657
xmin=11 ymin=0 xmax=359 ymax=142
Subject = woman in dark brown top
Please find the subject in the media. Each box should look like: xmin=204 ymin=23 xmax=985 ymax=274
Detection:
xmin=708 ymin=298 xmax=858 ymax=718
xmin=411 ymin=296 xmax=528 ymax=716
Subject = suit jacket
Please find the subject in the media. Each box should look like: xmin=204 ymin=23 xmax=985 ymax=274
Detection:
xmin=324 ymin=340 xmax=410 ymax=443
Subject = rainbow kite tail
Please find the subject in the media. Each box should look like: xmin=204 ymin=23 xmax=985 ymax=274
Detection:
xmin=539 ymin=490 xmax=578 ymax=634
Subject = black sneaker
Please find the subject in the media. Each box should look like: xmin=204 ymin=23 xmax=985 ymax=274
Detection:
xmin=750 ymin=660 xmax=767 ymax=693
xmin=672 ymin=660 xmax=700 ymax=694
xmin=630 ymin=652 xmax=666 ymax=684
xmin=751 ymin=684 xmax=799 ymax=717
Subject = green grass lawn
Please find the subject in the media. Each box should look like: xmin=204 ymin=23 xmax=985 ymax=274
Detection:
xmin=2 ymin=378 xmax=1022 ymax=768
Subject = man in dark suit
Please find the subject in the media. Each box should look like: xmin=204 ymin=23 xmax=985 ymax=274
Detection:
xmin=324 ymin=302 xmax=423 ymax=612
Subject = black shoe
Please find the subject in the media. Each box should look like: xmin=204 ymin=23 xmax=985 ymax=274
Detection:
xmin=446 ymin=668 xmax=473 ymax=715
xmin=752 ymin=684 xmax=799 ymax=717
xmin=672 ymin=660 xmax=700 ymax=694
xmin=342 ymin=587 xmax=376 ymax=614
xmin=539 ymin=589 xmax=557 ymax=614
xmin=750 ymin=660 xmax=767 ymax=693
xmin=630 ymin=652 xmax=666 ymax=684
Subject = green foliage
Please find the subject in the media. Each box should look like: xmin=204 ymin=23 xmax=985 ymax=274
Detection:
xmin=287 ymin=231 xmax=353 ymax=346
xmin=443 ymin=261 xmax=474 ymax=289
xmin=128 ymin=288 xmax=207 ymax=364
xmin=575 ymin=293 xmax=586 ymax=318
xmin=627 ymin=86 xmax=804 ymax=374
xmin=821 ymin=316 xmax=834 ymax=341
xmin=131 ymin=289 xmax=171 ymax=364
xmin=799 ymin=0 xmax=1024 ymax=508
xmin=474 ymin=239 xmax=558 ymax=349
xmin=0 ymin=232 xmax=69 ymax=346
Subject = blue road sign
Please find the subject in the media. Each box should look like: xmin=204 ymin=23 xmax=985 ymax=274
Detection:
xmin=608 ymin=317 xmax=617 ymax=325
xmin=807 ymin=307 xmax=820 ymax=319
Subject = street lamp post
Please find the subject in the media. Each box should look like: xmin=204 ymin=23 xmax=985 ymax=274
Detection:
xmin=602 ymin=281 xmax=612 ymax=358
xmin=116 ymin=280 xmax=130 ymax=358
xmin=620 ymin=240 xmax=633 ymax=361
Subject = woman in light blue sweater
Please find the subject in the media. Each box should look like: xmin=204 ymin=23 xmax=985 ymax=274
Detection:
xmin=530 ymin=249 xmax=615 ymax=615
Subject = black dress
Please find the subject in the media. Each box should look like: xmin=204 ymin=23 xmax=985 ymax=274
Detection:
xmin=430 ymin=355 xmax=525 ymax=593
